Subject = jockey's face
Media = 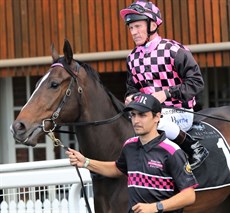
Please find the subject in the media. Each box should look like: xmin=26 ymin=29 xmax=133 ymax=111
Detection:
xmin=128 ymin=20 xmax=148 ymax=46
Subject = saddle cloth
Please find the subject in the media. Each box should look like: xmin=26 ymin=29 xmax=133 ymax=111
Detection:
xmin=188 ymin=121 xmax=230 ymax=191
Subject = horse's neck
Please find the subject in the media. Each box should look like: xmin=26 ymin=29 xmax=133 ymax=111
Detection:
xmin=75 ymin=85 xmax=130 ymax=159
xmin=82 ymin=85 xmax=118 ymax=121
xmin=75 ymin=118 xmax=133 ymax=160
xmin=75 ymin=76 xmax=134 ymax=159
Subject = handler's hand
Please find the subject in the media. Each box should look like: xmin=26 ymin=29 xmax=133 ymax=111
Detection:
xmin=65 ymin=148 xmax=86 ymax=168
xmin=132 ymin=203 xmax=156 ymax=213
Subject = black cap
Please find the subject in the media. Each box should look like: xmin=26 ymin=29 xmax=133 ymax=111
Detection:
xmin=124 ymin=94 xmax=162 ymax=113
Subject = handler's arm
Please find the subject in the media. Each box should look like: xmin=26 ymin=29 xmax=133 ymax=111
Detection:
xmin=66 ymin=148 xmax=123 ymax=178
xmin=160 ymin=187 xmax=195 ymax=211
xmin=132 ymin=187 xmax=195 ymax=213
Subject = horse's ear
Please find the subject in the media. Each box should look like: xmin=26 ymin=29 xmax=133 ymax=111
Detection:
xmin=51 ymin=43 xmax=59 ymax=62
xmin=63 ymin=39 xmax=73 ymax=65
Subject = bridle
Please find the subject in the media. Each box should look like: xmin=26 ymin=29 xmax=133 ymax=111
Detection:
xmin=40 ymin=60 xmax=125 ymax=146
xmin=41 ymin=59 xmax=230 ymax=138
xmin=40 ymin=61 xmax=124 ymax=139
xmin=42 ymin=60 xmax=95 ymax=212
xmin=42 ymin=60 xmax=126 ymax=213
xmin=40 ymin=61 xmax=82 ymax=134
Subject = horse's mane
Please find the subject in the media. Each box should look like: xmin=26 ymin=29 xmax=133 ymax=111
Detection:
xmin=52 ymin=58 xmax=128 ymax=119
xmin=77 ymin=60 xmax=101 ymax=83
xmin=77 ymin=60 xmax=129 ymax=119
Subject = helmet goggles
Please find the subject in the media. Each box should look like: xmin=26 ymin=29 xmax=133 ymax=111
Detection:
xmin=120 ymin=1 xmax=162 ymax=26
xmin=128 ymin=3 xmax=154 ymax=16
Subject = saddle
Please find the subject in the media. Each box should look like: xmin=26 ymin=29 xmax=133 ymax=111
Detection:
xmin=188 ymin=121 xmax=230 ymax=191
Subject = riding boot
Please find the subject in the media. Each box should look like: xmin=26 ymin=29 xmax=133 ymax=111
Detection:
xmin=173 ymin=130 xmax=209 ymax=170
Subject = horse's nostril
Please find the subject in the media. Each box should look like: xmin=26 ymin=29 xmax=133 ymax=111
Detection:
xmin=14 ymin=122 xmax=25 ymax=131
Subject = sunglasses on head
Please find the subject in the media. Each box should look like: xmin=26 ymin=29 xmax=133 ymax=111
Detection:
xmin=128 ymin=4 xmax=156 ymax=19
xmin=128 ymin=4 xmax=146 ymax=12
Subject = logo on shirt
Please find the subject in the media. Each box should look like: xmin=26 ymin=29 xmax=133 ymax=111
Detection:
xmin=148 ymin=160 xmax=163 ymax=169
xmin=184 ymin=162 xmax=192 ymax=174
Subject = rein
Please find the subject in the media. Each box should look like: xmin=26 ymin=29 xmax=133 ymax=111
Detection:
xmin=43 ymin=112 xmax=124 ymax=135
xmin=55 ymin=106 xmax=230 ymax=135
xmin=163 ymin=106 xmax=230 ymax=123
xmin=56 ymin=112 xmax=124 ymax=127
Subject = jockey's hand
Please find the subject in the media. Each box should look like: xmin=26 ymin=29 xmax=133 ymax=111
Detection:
xmin=125 ymin=93 xmax=142 ymax=105
xmin=125 ymin=95 xmax=134 ymax=106
xmin=152 ymin=90 xmax=167 ymax=103
xmin=132 ymin=203 xmax=157 ymax=213
xmin=65 ymin=148 xmax=86 ymax=168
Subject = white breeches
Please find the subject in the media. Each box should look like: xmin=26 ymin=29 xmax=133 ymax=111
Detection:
xmin=157 ymin=108 xmax=194 ymax=140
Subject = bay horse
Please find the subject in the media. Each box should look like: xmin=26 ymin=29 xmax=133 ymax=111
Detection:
xmin=11 ymin=40 xmax=230 ymax=213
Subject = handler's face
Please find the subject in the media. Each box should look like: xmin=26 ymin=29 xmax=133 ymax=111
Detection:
xmin=130 ymin=110 xmax=158 ymax=136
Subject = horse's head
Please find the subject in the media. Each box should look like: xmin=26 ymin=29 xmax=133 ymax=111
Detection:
xmin=11 ymin=40 xmax=83 ymax=146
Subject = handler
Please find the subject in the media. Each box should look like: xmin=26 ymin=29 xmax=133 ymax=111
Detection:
xmin=66 ymin=94 xmax=198 ymax=213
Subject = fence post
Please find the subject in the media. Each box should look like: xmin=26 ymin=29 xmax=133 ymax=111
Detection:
xmin=68 ymin=183 xmax=82 ymax=212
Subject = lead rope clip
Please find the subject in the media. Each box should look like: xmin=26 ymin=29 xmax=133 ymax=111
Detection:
xmin=48 ymin=130 xmax=65 ymax=148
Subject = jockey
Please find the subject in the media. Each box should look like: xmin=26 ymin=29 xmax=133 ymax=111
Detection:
xmin=120 ymin=0 xmax=209 ymax=170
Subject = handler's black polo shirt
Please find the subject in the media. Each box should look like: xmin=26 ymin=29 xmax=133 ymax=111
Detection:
xmin=116 ymin=132 xmax=198 ymax=213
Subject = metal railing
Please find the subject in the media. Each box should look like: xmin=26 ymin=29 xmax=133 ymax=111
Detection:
xmin=0 ymin=159 xmax=94 ymax=212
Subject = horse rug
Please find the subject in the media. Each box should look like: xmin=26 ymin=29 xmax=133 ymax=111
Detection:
xmin=188 ymin=121 xmax=230 ymax=191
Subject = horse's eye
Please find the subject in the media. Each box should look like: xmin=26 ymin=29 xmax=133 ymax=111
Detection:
xmin=50 ymin=81 xmax=59 ymax=89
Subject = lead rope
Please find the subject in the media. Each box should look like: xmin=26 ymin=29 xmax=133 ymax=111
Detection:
xmin=48 ymin=131 xmax=92 ymax=213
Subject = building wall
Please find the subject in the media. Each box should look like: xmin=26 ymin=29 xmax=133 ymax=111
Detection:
xmin=0 ymin=0 xmax=230 ymax=77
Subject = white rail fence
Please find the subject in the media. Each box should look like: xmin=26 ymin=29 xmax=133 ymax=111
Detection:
xmin=0 ymin=159 xmax=94 ymax=213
